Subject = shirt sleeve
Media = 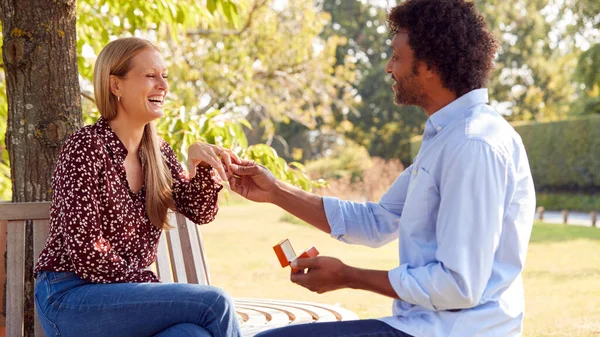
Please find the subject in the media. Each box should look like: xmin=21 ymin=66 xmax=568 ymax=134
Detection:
xmin=53 ymin=134 xmax=158 ymax=283
xmin=160 ymin=141 xmax=222 ymax=225
xmin=388 ymin=139 xmax=511 ymax=310
xmin=323 ymin=165 xmax=413 ymax=248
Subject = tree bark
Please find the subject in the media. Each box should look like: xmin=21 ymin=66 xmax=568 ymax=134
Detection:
xmin=1 ymin=0 xmax=82 ymax=202
xmin=0 ymin=1 xmax=81 ymax=336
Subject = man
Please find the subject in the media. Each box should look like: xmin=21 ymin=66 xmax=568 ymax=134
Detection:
xmin=228 ymin=0 xmax=536 ymax=336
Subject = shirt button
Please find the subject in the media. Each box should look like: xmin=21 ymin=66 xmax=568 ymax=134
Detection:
xmin=436 ymin=126 xmax=442 ymax=131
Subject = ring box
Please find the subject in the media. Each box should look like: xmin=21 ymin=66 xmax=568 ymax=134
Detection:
xmin=273 ymin=239 xmax=319 ymax=273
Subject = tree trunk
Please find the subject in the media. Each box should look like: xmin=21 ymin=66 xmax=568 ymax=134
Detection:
xmin=1 ymin=0 xmax=82 ymax=202
xmin=0 ymin=1 xmax=81 ymax=335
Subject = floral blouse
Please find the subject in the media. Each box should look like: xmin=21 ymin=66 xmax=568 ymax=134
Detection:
xmin=34 ymin=117 xmax=222 ymax=283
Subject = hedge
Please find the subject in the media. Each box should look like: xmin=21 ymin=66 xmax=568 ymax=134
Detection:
xmin=513 ymin=115 xmax=600 ymax=191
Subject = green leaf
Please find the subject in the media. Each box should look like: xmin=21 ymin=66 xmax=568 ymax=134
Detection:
xmin=207 ymin=0 xmax=216 ymax=14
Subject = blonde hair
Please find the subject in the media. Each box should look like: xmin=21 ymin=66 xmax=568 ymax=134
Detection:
xmin=93 ymin=37 xmax=173 ymax=229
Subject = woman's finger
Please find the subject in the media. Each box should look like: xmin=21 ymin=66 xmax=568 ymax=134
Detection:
xmin=187 ymin=158 xmax=197 ymax=179
xmin=206 ymin=156 xmax=228 ymax=182
xmin=220 ymin=151 xmax=233 ymax=173
xmin=227 ymin=150 xmax=242 ymax=164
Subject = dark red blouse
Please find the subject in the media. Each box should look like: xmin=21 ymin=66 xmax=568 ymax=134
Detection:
xmin=34 ymin=117 xmax=222 ymax=283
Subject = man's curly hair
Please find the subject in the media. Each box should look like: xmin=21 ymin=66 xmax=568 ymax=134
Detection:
xmin=387 ymin=0 xmax=499 ymax=96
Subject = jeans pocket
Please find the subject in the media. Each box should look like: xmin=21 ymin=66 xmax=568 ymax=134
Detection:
xmin=47 ymin=271 xmax=78 ymax=285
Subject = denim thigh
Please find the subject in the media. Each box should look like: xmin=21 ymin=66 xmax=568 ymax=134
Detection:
xmin=34 ymin=271 xmax=241 ymax=337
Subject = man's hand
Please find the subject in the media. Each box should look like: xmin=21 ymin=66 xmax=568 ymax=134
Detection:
xmin=228 ymin=160 xmax=278 ymax=203
xmin=289 ymin=256 xmax=351 ymax=294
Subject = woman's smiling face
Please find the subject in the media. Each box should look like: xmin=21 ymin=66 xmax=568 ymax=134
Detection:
xmin=111 ymin=48 xmax=169 ymax=124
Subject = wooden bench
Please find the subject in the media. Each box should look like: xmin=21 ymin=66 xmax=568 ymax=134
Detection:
xmin=0 ymin=202 xmax=358 ymax=337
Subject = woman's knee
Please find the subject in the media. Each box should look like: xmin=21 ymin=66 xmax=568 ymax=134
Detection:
xmin=190 ymin=285 xmax=236 ymax=314
xmin=207 ymin=286 xmax=236 ymax=312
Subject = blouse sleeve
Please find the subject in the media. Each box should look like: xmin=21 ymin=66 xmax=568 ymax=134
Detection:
xmin=52 ymin=133 xmax=158 ymax=283
xmin=161 ymin=140 xmax=222 ymax=224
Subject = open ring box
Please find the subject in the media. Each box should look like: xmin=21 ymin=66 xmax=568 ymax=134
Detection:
xmin=273 ymin=239 xmax=319 ymax=273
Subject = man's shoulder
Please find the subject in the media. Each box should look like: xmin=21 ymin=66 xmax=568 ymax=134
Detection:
xmin=459 ymin=105 xmax=524 ymax=156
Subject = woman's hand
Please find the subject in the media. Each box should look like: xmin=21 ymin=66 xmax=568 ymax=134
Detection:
xmin=187 ymin=143 xmax=240 ymax=181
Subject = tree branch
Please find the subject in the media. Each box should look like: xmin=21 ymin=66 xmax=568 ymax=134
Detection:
xmin=80 ymin=90 xmax=95 ymax=103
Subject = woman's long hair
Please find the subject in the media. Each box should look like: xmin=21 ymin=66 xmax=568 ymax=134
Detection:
xmin=93 ymin=37 xmax=173 ymax=229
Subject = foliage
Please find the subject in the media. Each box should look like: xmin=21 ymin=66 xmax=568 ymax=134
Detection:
xmin=475 ymin=0 xmax=580 ymax=121
xmin=514 ymin=115 xmax=600 ymax=191
xmin=574 ymin=44 xmax=600 ymax=115
xmin=536 ymin=192 xmax=600 ymax=212
xmin=305 ymin=140 xmax=373 ymax=182
xmin=308 ymin=154 xmax=404 ymax=203
xmin=0 ymin=79 xmax=10 ymax=199
xmin=568 ymin=0 xmax=600 ymax=113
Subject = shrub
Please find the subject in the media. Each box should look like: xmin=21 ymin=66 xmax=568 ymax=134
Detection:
xmin=312 ymin=157 xmax=404 ymax=202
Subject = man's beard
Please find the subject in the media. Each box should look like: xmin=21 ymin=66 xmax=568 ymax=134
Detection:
xmin=393 ymin=74 xmax=425 ymax=107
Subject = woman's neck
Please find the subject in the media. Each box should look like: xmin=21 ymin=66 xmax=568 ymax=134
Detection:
xmin=107 ymin=116 xmax=146 ymax=156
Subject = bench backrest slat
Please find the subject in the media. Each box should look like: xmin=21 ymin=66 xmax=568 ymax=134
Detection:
xmin=155 ymin=232 xmax=173 ymax=283
xmin=179 ymin=213 xmax=211 ymax=285
xmin=194 ymin=220 xmax=212 ymax=286
xmin=175 ymin=213 xmax=202 ymax=285
xmin=6 ymin=220 xmax=26 ymax=337
xmin=0 ymin=202 xmax=50 ymax=221
xmin=165 ymin=214 xmax=188 ymax=283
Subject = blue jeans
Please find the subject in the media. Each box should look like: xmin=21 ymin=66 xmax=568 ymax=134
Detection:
xmin=254 ymin=319 xmax=414 ymax=337
xmin=34 ymin=271 xmax=242 ymax=337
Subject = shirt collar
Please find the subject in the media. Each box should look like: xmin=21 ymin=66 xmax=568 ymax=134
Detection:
xmin=423 ymin=88 xmax=489 ymax=138
xmin=95 ymin=117 xmax=128 ymax=164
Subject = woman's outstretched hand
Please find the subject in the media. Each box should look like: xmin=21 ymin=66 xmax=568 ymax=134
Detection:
xmin=187 ymin=143 xmax=241 ymax=181
xmin=227 ymin=160 xmax=278 ymax=203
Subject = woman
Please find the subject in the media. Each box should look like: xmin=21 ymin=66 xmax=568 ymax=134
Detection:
xmin=33 ymin=37 xmax=242 ymax=337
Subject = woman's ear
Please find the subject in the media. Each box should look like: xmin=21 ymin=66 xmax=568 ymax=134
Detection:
xmin=109 ymin=75 xmax=121 ymax=97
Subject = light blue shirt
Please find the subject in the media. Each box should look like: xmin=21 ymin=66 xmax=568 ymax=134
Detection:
xmin=324 ymin=89 xmax=536 ymax=337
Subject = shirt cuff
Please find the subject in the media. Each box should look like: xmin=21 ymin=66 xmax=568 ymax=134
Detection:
xmin=323 ymin=197 xmax=346 ymax=240
xmin=191 ymin=166 xmax=223 ymax=193
xmin=388 ymin=264 xmax=434 ymax=310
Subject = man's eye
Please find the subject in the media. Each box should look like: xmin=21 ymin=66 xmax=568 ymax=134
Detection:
xmin=146 ymin=74 xmax=155 ymax=78
xmin=162 ymin=75 xmax=168 ymax=79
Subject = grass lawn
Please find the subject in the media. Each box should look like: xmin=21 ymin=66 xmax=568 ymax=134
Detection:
xmin=201 ymin=198 xmax=600 ymax=337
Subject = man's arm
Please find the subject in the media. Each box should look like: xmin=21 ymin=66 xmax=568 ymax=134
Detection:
xmin=290 ymin=256 xmax=400 ymax=299
xmin=271 ymin=180 xmax=332 ymax=233
xmin=229 ymin=160 xmax=412 ymax=246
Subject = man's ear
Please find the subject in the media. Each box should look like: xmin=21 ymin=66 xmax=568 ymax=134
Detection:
xmin=109 ymin=75 xmax=121 ymax=97
xmin=422 ymin=62 xmax=437 ymax=79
